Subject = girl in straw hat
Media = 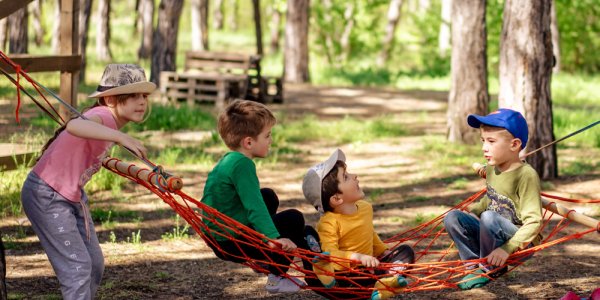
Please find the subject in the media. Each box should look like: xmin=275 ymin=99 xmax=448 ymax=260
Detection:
xmin=20 ymin=64 xmax=156 ymax=299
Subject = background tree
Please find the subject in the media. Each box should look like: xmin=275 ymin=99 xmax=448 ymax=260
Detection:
xmin=137 ymin=0 xmax=154 ymax=59
xmin=150 ymin=0 xmax=184 ymax=85
xmin=51 ymin=0 xmax=59 ymax=53
xmin=79 ymin=0 xmax=93 ymax=82
xmin=284 ymin=0 xmax=310 ymax=83
xmin=252 ymin=0 xmax=263 ymax=55
xmin=438 ymin=0 xmax=451 ymax=57
xmin=191 ymin=0 xmax=209 ymax=51
xmin=268 ymin=1 xmax=283 ymax=53
xmin=8 ymin=7 xmax=28 ymax=54
xmin=213 ymin=0 xmax=224 ymax=30
xmin=550 ymin=0 xmax=560 ymax=73
xmin=96 ymin=0 xmax=112 ymax=61
xmin=499 ymin=0 xmax=556 ymax=179
xmin=30 ymin=0 xmax=44 ymax=46
xmin=0 ymin=18 xmax=7 ymax=50
xmin=377 ymin=0 xmax=403 ymax=66
xmin=446 ymin=0 xmax=488 ymax=144
xmin=227 ymin=0 xmax=238 ymax=31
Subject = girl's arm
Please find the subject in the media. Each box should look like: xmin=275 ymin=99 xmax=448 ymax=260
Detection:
xmin=66 ymin=116 xmax=147 ymax=158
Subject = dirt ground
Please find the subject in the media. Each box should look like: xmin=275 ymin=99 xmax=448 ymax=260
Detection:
xmin=1 ymin=83 xmax=599 ymax=299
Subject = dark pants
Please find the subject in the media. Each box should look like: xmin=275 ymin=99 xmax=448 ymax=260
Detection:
xmin=209 ymin=188 xmax=311 ymax=276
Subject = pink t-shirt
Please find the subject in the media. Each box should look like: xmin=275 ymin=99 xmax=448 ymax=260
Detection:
xmin=33 ymin=106 xmax=118 ymax=202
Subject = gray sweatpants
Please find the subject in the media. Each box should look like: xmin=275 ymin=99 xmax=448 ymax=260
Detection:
xmin=21 ymin=172 xmax=104 ymax=300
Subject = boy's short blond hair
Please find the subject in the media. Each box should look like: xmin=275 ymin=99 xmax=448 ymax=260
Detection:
xmin=217 ymin=100 xmax=276 ymax=150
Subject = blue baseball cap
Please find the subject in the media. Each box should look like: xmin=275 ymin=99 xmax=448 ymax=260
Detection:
xmin=467 ymin=108 xmax=529 ymax=149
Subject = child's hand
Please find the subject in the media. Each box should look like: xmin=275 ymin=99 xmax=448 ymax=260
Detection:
xmin=269 ymin=238 xmax=297 ymax=252
xmin=118 ymin=133 xmax=147 ymax=159
xmin=351 ymin=253 xmax=380 ymax=268
xmin=486 ymin=247 xmax=509 ymax=266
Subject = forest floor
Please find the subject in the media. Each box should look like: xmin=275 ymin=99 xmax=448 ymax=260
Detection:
xmin=1 ymin=83 xmax=600 ymax=299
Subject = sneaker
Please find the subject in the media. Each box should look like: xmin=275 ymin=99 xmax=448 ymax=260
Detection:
xmin=488 ymin=266 xmax=508 ymax=279
xmin=265 ymin=274 xmax=306 ymax=294
xmin=304 ymin=226 xmax=322 ymax=253
xmin=457 ymin=269 xmax=490 ymax=290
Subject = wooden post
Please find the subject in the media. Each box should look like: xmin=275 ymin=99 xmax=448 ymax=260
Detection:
xmin=59 ymin=0 xmax=80 ymax=121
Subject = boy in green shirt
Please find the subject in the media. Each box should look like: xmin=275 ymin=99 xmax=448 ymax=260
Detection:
xmin=201 ymin=100 xmax=312 ymax=294
xmin=444 ymin=108 xmax=543 ymax=290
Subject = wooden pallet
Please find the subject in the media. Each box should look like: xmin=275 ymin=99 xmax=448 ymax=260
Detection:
xmin=159 ymin=71 xmax=244 ymax=110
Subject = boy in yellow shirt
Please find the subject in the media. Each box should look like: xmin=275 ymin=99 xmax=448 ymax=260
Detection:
xmin=444 ymin=108 xmax=543 ymax=290
xmin=303 ymin=149 xmax=415 ymax=300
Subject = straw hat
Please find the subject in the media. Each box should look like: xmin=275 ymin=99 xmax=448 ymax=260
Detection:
xmin=88 ymin=64 xmax=156 ymax=98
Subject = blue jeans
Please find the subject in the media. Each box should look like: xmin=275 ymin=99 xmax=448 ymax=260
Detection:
xmin=443 ymin=210 xmax=519 ymax=262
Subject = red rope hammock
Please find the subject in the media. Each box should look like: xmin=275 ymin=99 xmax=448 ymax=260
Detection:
xmin=101 ymin=157 xmax=600 ymax=299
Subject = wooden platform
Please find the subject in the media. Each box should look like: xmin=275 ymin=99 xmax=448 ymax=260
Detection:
xmin=0 ymin=143 xmax=36 ymax=171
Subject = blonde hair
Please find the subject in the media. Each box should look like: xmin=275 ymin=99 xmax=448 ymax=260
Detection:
xmin=217 ymin=100 xmax=276 ymax=150
xmin=480 ymin=124 xmax=517 ymax=140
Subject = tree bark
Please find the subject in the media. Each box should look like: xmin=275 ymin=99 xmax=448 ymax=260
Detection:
xmin=550 ymin=0 xmax=560 ymax=73
xmin=79 ymin=0 xmax=93 ymax=82
xmin=213 ymin=0 xmax=224 ymax=30
xmin=268 ymin=4 xmax=282 ymax=53
xmin=96 ymin=0 xmax=112 ymax=61
xmin=30 ymin=0 xmax=45 ymax=46
xmin=0 ymin=238 xmax=6 ymax=300
xmin=150 ymin=0 xmax=184 ymax=86
xmin=138 ymin=0 xmax=154 ymax=59
xmin=191 ymin=0 xmax=209 ymax=51
xmin=227 ymin=0 xmax=238 ymax=31
xmin=438 ymin=0 xmax=451 ymax=57
xmin=377 ymin=0 xmax=403 ymax=66
xmin=284 ymin=0 xmax=310 ymax=83
xmin=0 ymin=18 xmax=7 ymax=51
xmin=252 ymin=0 xmax=263 ymax=56
xmin=447 ymin=0 xmax=489 ymax=145
xmin=8 ymin=7 xmax=28 ymax=54
xmin=499 ymin=0 xmax=556 ymax=179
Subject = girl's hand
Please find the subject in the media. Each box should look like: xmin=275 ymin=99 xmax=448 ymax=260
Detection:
xmin=351 ymin=253 xmax=380 ymax=268
xmin=118 ymin=133 xmax=147 ymax=159
xmin=269 ymin=238 xmax=297 ymax=252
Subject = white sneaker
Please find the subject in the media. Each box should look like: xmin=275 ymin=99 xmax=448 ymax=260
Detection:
xmin=265 ymin=274 xmax=306 ymax=294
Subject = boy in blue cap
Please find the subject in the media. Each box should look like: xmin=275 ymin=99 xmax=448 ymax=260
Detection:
xmin=443 ymin=108 xmax=543 ymax=290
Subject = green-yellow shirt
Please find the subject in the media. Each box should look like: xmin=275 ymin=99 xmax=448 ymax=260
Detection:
xmin=469 ymin=163 xmax=542 ymax=254
xmin=201 ymin=151 xmax=279 ymax=242
xmin=317 ymin=200 xmax=388 ymax=270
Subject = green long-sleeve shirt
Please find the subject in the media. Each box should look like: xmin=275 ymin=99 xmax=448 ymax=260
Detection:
xmin=469 ymin=163 xmax=543 ymax=254
xmin=201 ymin=151 xmax=280 ymax=242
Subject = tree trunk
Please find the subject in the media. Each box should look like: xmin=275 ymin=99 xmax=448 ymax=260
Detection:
xmin=339 ymin=2 xmax=355 ymax=63
xmin=30 ymin=0 xmax=45 ymax=46
xmin=191 ymin=0 xmax=209 ymax=51
xmin=0 ymin=18 xmax=7 ymax=51
xmin=213 ymin=0 xmax=224 ymax=30
xmin=438 ymin=0 xmax=451 ymax=57
xmin=52 ymin=0 xmax=60 ymax=53
xmin=150 ymin=0 xmax=184 ymax=86
xmin=227 ymin=0 xmax=238 ymax=31
xmin=499 ymin=0 xmax=556 ymax=179
xmin=8 ymin=7 xmax=28 ymax=54
xmin=284 ymin=0 xmax=310 ymax=83
xmin=79 ymin=0 xmax=93 ymax=82
xmin=96 ymin=0 xmax=112 ymax=61
xmin=252 ymin=0 xmax=263 ymax=56
xmin=447 ymin=0 xmax=489 ymax=145
xmin=138 ymin=0 xmax=154 ymax=59
xmin=268 ymin=4 xmax=282 ymax=53
xmin=0 ymin=238 xmax=6 ymax=300
xmin=550 ymin=0 xmax=560 ymax=73
xmin=377 ymin=0 xmax=403 ymax=66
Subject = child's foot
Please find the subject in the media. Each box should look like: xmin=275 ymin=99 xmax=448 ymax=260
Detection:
xmin=265 ymin=274 xmax=306 ymax=294
xmin=371 ymin=275 xmax=408 ymax=300
xmin=457 ymin=269 xmax=490 ymax=290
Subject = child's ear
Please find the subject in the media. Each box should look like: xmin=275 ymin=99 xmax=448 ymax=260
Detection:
xmin=241 ymin=136 xmax=253 ymax=150
xmin=511 ymin=138 xmax=522 ymax=151
xmin=329 ymin=194 xmax=343 ymax=207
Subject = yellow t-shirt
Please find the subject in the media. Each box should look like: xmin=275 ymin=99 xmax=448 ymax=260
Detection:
xmin=317 ymin=200 xmax=388 ymax=270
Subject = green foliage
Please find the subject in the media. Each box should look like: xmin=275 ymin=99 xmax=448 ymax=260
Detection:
xmin=161 ymin=215 xmax=190 ymax=241
xmin=127 ymin=104 xmax=216 ymax=132
xmin=555 ymin=0 xmax=600 ymax=73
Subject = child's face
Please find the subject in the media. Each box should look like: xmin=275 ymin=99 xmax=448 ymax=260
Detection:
xmin=248 ymin=124 xmax=273 ymax=158
xmin=112 ymin=93 xmax=149 ymax=126
xmin=479 ymin=127 xmax=520 ymax=167
xmin=335 ymin=166 xmax=364 ymax=204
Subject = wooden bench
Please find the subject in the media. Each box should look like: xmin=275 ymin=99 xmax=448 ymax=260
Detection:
xmin=160 ymin=51 xmax=283 ymax=108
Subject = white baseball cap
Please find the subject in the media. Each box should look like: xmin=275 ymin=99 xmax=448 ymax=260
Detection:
xmin=302 ymin=149 xmax=346 ymax=213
